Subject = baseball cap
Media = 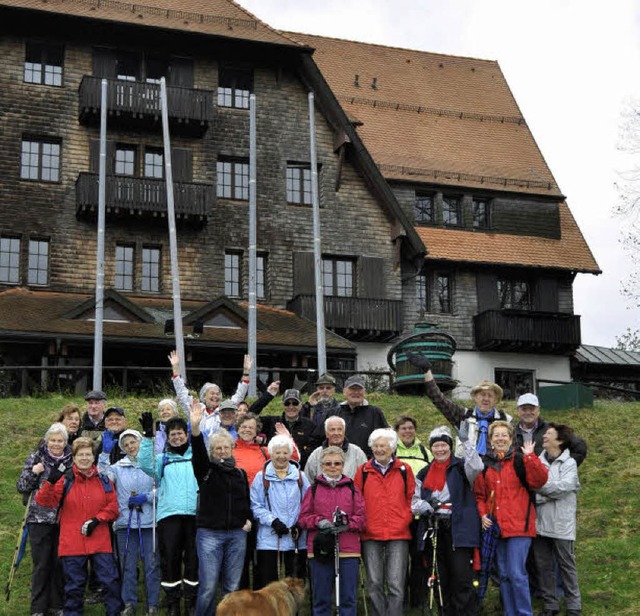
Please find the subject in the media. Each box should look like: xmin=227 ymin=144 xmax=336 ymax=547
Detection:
xmin=283 ymin=389 xmax=301 ymax=404
xmin=344 ymin=375 xmax=365 ymax=389
xmin=104 ymin=406 xmax=125 ymax=418
xmin=218 ymin=400 xmax=238 ymax=413
xmin=517 ymin=393 xmax=539 ymax=407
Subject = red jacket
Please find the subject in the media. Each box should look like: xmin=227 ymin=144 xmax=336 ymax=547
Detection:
xmin=473 ymin=451 xmax=548 ymax=538
xmin=354 ymin=457 xmax=415 ymax=541
xmin=35 ymin=465 xmax=119 ymax=556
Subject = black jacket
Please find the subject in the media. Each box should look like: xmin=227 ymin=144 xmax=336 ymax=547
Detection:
xmin=333 ymin=402 xmax=389 ymax=458
xmin=515 ymin=418 xmax=588 ymax=466
xmin=259 ymin=413 xmax=320 ymax=468
xmin=191 ymin=433 xmax=251 ymax=531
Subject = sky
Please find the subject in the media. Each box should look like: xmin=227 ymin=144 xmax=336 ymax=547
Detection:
xmin=237 ymin=0 xmax=640 ymax=348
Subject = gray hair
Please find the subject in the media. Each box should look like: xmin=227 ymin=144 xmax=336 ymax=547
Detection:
xmin=199 ymin=382 xmax=221 ymax=403
xmin=157 ymin=398 xmax=178 ymax=415
xmin=208 ymin=429 xmax=235 ymax=456
xmin=320 ymin=445 xmax=345 ymax=464
xmin=44 ymin=422 xmax=69 ymax=446
xmin=324 ymin=415 xmax=346 ymax=432
xmin=268 ymin=434 xmax=294 ymax=455
xmin=368 ymin=428 xmax=398 ymax=450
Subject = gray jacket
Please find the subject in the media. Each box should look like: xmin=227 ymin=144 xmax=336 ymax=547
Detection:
xmin=304 ymin=440 xmax=367 ymax=483
xmin=535 ymin=448 xmax=580 ymax=540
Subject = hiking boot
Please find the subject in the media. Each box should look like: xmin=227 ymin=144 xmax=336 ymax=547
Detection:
xmin=147 ymin=608 xmax=159 ymax=615
xmin=86 ymin=590 xmax=105 ymax=605
xmin=541 ymin=611 xmax=559 ymax=616
xmin=121 ymin=604 xmax=135 ymax=616
xmin=567 ymin=611 xmax=581 ymax=616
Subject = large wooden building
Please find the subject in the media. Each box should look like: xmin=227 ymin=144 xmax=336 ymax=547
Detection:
xmin=0 ymin=0 xmax=600 ymax=397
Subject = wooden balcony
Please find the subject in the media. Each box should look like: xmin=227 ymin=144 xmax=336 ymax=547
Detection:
xmin=288 ymin=295 xmax=403 ymax=342
xmin=78 ymin=76 xmax=214 ymax=135
xmin=76 ymin=173 xmax=212 ymax=227
xmin=474 ymin=309 xmax=581 ymax=354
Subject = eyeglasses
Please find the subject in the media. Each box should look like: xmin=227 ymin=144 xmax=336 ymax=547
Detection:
xmin=322 ymin=461 xmax=344 ymax=467
xmin=284 ymin=401 xmax=299 ymax=407
xmin=317 ymin=385 xmax=334 ymax=390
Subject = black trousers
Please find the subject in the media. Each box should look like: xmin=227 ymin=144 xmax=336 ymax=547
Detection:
xmin=254 ymin=549 xmax=308 ymax=589
xmin=29 ymin=523 xmax=64 ymax=614
xmin=157 ymin=515 xmax=198 ymax=603
xmin=407 ymin=517 xmax=428 ymax=608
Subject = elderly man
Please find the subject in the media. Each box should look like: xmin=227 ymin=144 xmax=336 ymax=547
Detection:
xmin=514 ymin=393 xmax=587 ymax=465
xmin=98 ymin=406 xmax=129 ymax=465
xmin=304 ymin=415 xmax=367 ymax=482
xmin=81 ymin=390 xmax=107 ymax=441
xmin=332 ymin=375 xmax=388 ymax=459
xmin=300 ymin=373 xmax=341 ymax=426
xmin=407 ymin=353 xmax=511 ymax=455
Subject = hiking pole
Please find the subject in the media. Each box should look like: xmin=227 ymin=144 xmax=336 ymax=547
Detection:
xmin=358 ymin=560 xmax=368 ymax=616
xmin=276 ymin=535 xmax=282 ymax=580
xmin=5 ymin=492 xmax=32 ymax=601
xmin=426 ymin=517 xmax=440 ymax=614
xmin=333 ymin=507 xmax=341 ymax=616
xmin=152 ymin=421 xmax=157 ymax=561
xmin=136 ymin=508 xmax=149 ymax=614
xmin=121 ymin=506 xmax=135 ymax=577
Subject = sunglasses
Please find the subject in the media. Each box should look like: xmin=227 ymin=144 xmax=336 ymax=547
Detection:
xmin=284 ymin=401 xmax=299 ymax=407
xmin=322 ymin=461 xmax=344 ymax=467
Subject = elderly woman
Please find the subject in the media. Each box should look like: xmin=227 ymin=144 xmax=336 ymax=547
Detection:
xmin=474 ymin=421 xmax=548 ymax=616
xmin=190 ymin=402 xmax=252 ymax=615
xmin=354 ymin=428 xmax=415 ymax=616
xmin=234 ymin=413 xmax=269 ymax=485
xmin=408 ymin=353 xmax=512 ymax=455
xmin=250 ymin=434 xmax=310 ymax=588
xmin=299 ymin=445 xmax=366 ymax=616
xmin=17 ymin=422 xmax=73 ymax=616
xmin=56 ymin=404 xmax=82 ymax=445
xmin=99 ymin=429 xmax=161 ymax=615
xmin=152 ymin=398 xmax=179 ymax=453
xmin=412 ymin=425 xmax=483 ymax=615
xmin=35 ymin=436 xmax=121 ymax=616
xmin=533 ymin=423 xmax=582 ymax=616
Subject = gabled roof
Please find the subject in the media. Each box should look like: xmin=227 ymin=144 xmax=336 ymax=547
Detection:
xmin=63 ymin=288 xmax=155 ymax=323
xmin=417 ymin=203 xmax=600 ymax=273
xmin=1 ymin=0 xmax=303 ymax=47
xmin=0 ymin=288 xmax=355 ymax=351
xmin=291 ymin=33 xmax=560 ymax=197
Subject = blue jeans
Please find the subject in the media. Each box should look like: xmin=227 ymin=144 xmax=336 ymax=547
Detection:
xmin=362 ymin=540 xmax=408 ymax=616
xmin=496 ymin=537 xmax=533 ymax=616
xmin=116 ymin=526 xmax=161 ymax=608
xmin=195 ymin=528 xmax=247 ymax=616
xmin=309 ymin=557 xmax=359 ymax=616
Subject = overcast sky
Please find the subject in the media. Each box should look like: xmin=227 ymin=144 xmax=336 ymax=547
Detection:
xmin=237 ymin=0 xmax=640 ymax=347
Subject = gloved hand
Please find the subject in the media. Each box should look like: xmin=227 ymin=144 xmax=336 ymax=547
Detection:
xmin=101 ymin=430 xmax=116 ymax=454
xmin=271 ymin=518 xmax=289 ymax=537
xmin=290 ymin=523 xmax=302 ymax=542
xmin=128 ymin=493 xmax=147 ymax=508
xmin=457 ymin=421 xmax=470 ymax=443
xmin=428 ymin=497 xmax=443 ymax=511
xmin=81 ymin=518 xmax=99 ymax=536
xmin=47 ymin=463 xmax=66 ymax=485
xmin=406 ymin=352 xmax=432 ymax=372
xmin=317 ymin=519 xmax=334 ymax=531
xmin=139 ymin=412 xmax=154 ymax=438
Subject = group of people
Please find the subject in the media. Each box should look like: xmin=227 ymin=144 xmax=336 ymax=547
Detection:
xmin=16 ymin=350 xmax=585 ymax=616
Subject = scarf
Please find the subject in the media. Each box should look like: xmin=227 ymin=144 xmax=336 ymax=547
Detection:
xmin=475 ymin=407 xmax=496 ymax=455
xmin=212 ymin=457 xmax=237 ymax=471
xmin=321 ymin=474 xmax=343 ymax=487
xmin=169 ymin=442 xmax=189 ymax=457
xmin=423 ymin=458 xmax=450 ymax=492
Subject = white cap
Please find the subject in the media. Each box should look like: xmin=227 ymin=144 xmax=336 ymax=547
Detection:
xmin=517 ymin=393 xmax=539 ymax=407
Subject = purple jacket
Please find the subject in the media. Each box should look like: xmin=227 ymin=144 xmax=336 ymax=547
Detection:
xmin=298 ymin=474 xmax=366 ymax=557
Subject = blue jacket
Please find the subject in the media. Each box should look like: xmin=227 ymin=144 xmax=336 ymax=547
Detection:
xmin=138 ymin=437 xmax=197 ymax=522
xmin=250 ymin=461 xmax=310 ymax=551
xmin=415 ymin=450 xmax=482 ymax=550
xmin=100 ymin=452 xmax=156 ymax=530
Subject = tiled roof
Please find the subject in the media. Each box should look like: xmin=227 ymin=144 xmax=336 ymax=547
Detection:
xmin=291 ymin=33 xmax=561 ymax=196
xmin=416 ymin=203 xmax=600 ymax=273
xmin=1 ymin=0 xmax=303 ymax=47
xmin=0 ymin=288 xmax=355 ymax=350
xmin=574 ymin=345 xmax=640 ymax=367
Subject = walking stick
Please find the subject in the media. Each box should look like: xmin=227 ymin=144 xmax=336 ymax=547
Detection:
xmin=5 ymin=493 xmax=32 ymax=601
xmin=426 ymin=517 xmax=443 ymax=614
xmin=152 ymin=424 xmax=157 ymax=561
xmin=333 ymin=508 xmax=341 ymax=616
xmin=121 ymin=506 xmax=135 ymax=577
xmin=359 ymin=560 xmax=369 ymax=616
xmin=136 ymin=508 xmax=149 ymax=614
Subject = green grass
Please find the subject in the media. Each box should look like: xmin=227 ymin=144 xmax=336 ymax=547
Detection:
xmin=1 ymin=394 xmax=639 ymax=615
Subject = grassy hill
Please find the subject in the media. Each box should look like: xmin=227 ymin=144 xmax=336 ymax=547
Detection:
xmin=1 ymin=394 xmax=639 ymax=615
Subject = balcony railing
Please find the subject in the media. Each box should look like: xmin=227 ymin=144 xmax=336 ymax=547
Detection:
xmin=79 ymin=76 xmax=214 ymax=133
xmin=474 ymin=309 xmax=581 ymax=353
xmin=288 ymin=295 xmax=403 ymax=342
xmin=76 ymin=173 xmax=212 ymax=226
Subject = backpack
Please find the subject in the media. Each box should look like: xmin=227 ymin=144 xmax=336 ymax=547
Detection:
xmin=261 ymin=460 xmax=304 ymax=511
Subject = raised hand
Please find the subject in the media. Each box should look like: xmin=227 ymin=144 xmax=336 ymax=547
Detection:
xmin=139 ymin=412 xmax=154 ymax=438
xmin=168 ymin=350 xmax=180 ymax=375
xmin=243 ymin=354 xmax=252 ymax=374
xmin=267 ymin=381 xmax=280 ymax=396
xmin=406 ymin=351 xmax=433 ymax=373
xmin=521 ymin=441 xmax=535 ymax=456
xmin=190 ymin=399 xmax=204 ymax=435
xmin=274 ymin=422 xmax=292 ymax=439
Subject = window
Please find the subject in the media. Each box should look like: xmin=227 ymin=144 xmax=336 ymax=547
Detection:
xmin=141 ymin=247 xmax=160 ymax=292
xmin=116 ymin=51 xmax=138 ymax=81
xmin=416 ymin=272 xmax=428 ymax=312
xmin=27 ymin=239 xmax=49 ymax=285
xmin=20 ymin=138 xmax=60 ymax=182
xmin=498 ymin=278 xmax=531 ymax=310
xmin=442 ymin=196 xmax=460 ymax=226
xmin=256 ymin=254 xmax=267 ymax=299
xmin=473 ymin=198 xmax=490 ymax=229
xmin=217 ymin=159 xmax=249 ymax=200
xmin=435 ymin=273 xmax=452 ymax=313
xmin=115 ymin=145 xmax=136 ymax=176
xmin=145 ymin=57 xmax=168 ymax=84
xmin=225 ymin=251 xmax=241 ymax=296
xmin=217 ymin=67 xmax=252 ymax=109
xmin=415 ymin=271 xmax=452 ymax=313
xmin=415 ymin=193 xmax=434 ymax=224
xmin=144 ymin=148 xmax=163 ymax=179
xmin=322 ymin=257 xmax=354 ymax=297
xmin=0 ymin=237 xmax=20 ymax=284
xmin=24 ymin=42 xmax=63 ymax=86
xmin=115 ymin=245 xmax=134 ymax=291
xmin=495 ymin=369 xmax=534 ymax=401
xmin=286 ymin=164 xmax=312 ymax=205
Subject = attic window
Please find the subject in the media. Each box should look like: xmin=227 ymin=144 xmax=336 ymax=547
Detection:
xmin=86 ymin=305 xmax=133 ymax=323
xmin=204 ymin=313 xmax=242 ymax=329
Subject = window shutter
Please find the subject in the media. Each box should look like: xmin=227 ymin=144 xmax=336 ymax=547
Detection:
xmin=533 ymin=277 xmax=559 ymax=312
xmin=293 ymin=252 xmax=315 ymax=295
xmin=89 ymin=139 xmax=115 ymax=173
xmin=168 ymin=58 xmax=194 ymax=88
xmin=92 ymin=48 xmax=116 ymax=78
xmin=171 ymin=148 xmax=193 ymax=182
xmin=476 ymin=272 xmax=499 ymax=312
xmin=358 ymin=256 xmax=385 ymax=298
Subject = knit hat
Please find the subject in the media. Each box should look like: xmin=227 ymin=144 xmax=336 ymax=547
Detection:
xmin=119 ymin=429 xmax=142 ymax=451
xmin=428 ymin=425 xmax=453 ymax=450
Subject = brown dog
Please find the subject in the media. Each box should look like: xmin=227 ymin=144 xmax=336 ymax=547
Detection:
xmin=216 ymin=577 xmax=306 ymax=616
